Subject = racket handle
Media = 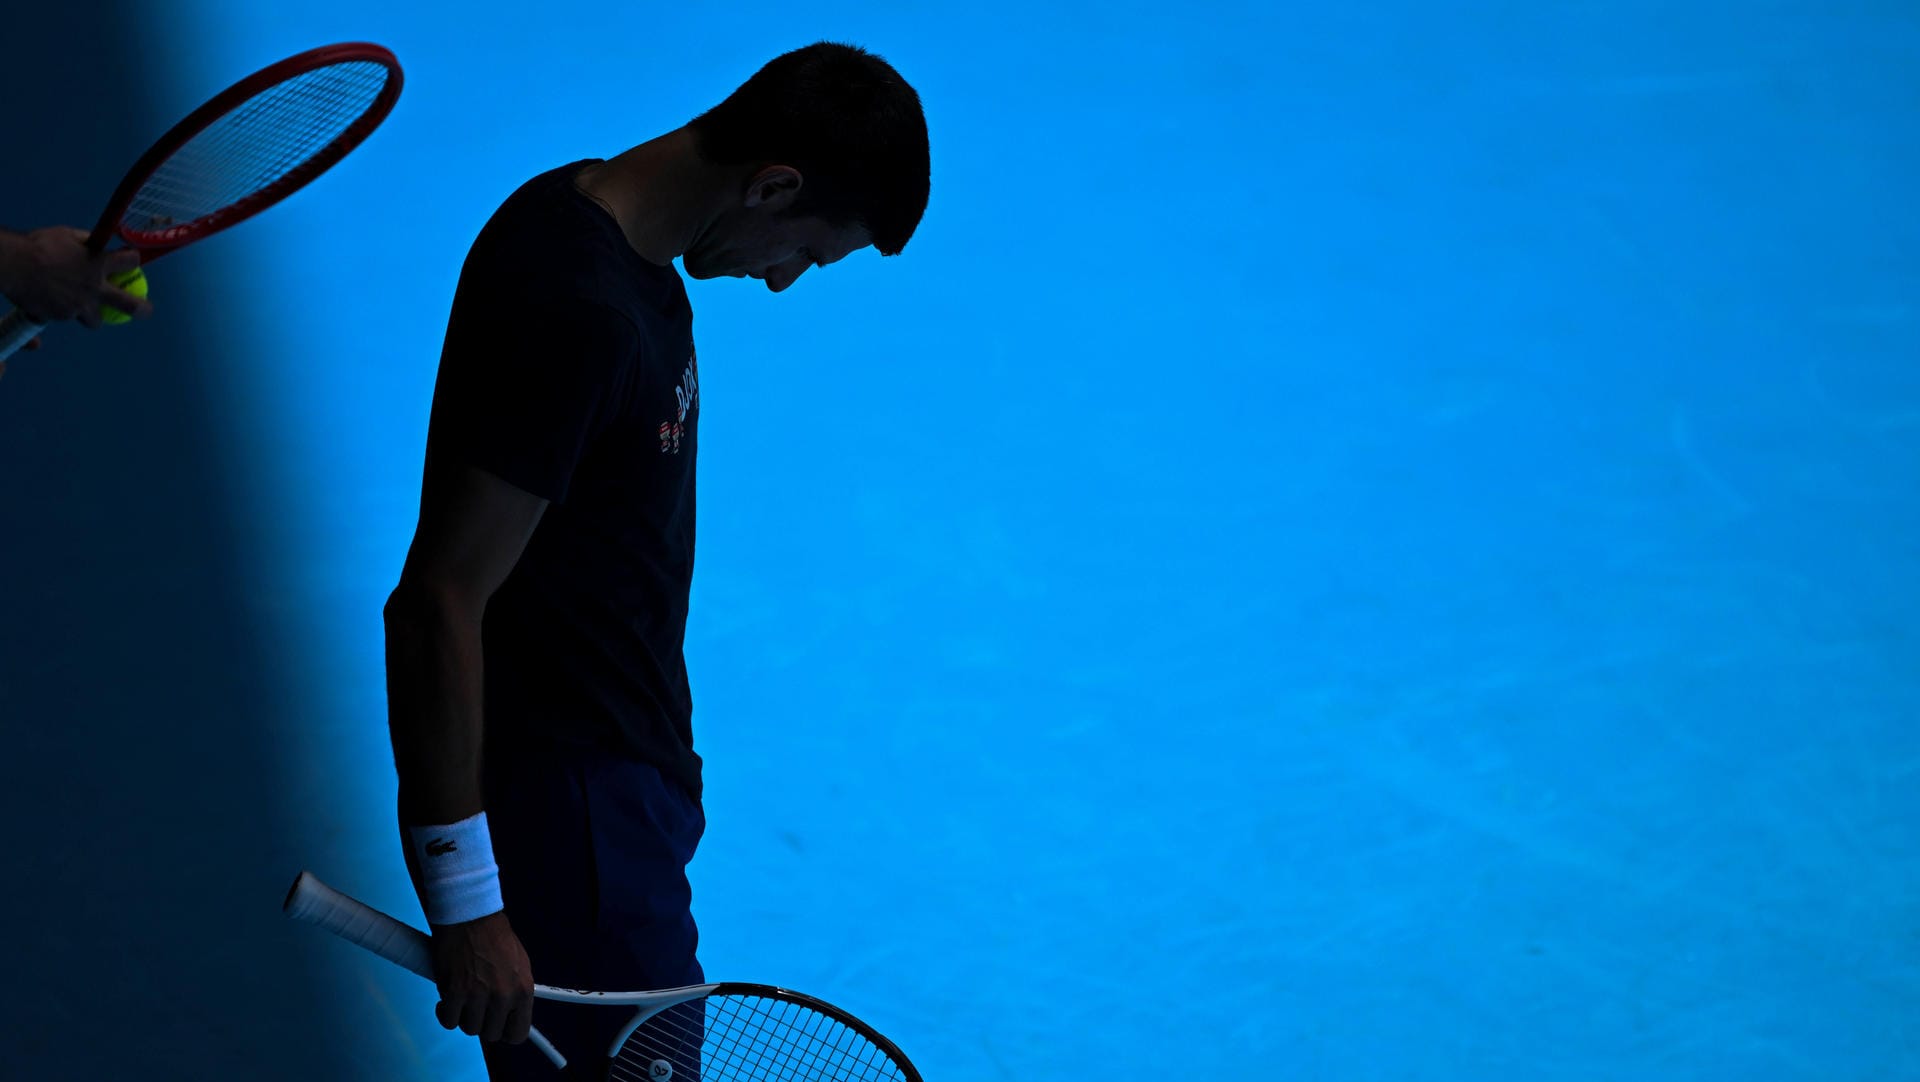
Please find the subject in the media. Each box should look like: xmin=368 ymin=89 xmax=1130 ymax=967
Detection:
xmin=283 ymin=871 xmax=568 ymax=1070
xmin=284 ymin=871 xmax=435 ymax=977
xmin=0 ymin=307 xmax=49 ymax=362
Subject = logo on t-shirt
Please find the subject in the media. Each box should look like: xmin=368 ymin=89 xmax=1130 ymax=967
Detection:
xmin=659 ymin=345 xmax=699 ymax=454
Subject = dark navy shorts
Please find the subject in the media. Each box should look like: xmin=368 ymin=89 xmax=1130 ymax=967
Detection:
xmin=475 ymin=738 xmax=705 ymax=1079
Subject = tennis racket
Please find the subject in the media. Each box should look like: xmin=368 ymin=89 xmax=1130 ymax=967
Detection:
xmin=284 ymin=871 xmax=923 ymax=1081
xmin=0 ymin=41 xmax=402 ymax=361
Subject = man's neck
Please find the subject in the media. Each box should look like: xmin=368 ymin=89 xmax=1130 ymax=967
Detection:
xmin=574 ymin=128 xmax=731 ymax=267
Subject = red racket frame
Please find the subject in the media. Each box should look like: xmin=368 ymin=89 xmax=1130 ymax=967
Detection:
xmin=89 ymin=41 xmax=403 ymax=260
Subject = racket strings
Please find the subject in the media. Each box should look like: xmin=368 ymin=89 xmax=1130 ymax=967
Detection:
xmin=127 ymin=59 xmax=392 ymax=239
xmin=609 ymin=994 xmax=909 ymax=1082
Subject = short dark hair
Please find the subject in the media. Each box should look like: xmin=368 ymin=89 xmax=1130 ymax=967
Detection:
xmin=688 ymin=42 xmax=930 ymax=257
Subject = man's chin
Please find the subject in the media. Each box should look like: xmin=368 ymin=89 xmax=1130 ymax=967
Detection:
xmin=680 ymin=255 xmax=742 ymax=281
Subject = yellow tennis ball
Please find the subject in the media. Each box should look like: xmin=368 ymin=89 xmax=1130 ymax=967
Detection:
xmin=102 ymin=265 xmax=148 ymax=325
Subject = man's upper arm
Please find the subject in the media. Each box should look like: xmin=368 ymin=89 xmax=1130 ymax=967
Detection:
xmin=431 ymin=295 xmax=640 ymax=505
xmin=393 ymin=460 xmax=550 ymax=611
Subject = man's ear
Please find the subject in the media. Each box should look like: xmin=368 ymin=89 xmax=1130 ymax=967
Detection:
xmin=742 ymin=165 xmax=804 ymax=210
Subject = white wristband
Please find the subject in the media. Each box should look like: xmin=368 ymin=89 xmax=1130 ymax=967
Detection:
xmin=407 ymin=812 xmax=504 ymax=926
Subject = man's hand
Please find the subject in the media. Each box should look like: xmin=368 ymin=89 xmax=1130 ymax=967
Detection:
xmin=430 ymin=909 xmax=536 ymax=1045
xmin=0 ymin=227 xmax=154 ymax=327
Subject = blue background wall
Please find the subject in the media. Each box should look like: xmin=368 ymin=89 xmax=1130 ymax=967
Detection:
xmin=0 ymin=2 xmax=1914 ymax=1079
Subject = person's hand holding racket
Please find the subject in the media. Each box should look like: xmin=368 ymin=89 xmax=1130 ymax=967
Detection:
xmin=287 ymin=871 xmax=924 ymax=1079
xmin=0 ymin=226 xmax=152 ymax=374
xmin=430 ymin=909 xmax=538 ymax=1047
xmin=0 ymin=227 xmax=153 ymax=328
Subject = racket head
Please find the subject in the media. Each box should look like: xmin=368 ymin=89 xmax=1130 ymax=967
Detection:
xmin=91 ymin=41 xmax=402 ymax=258
xmin=604 ymin=982 xmax=923 ymax=1082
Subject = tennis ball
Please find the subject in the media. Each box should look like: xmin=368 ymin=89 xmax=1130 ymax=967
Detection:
xmin=102 ymin=265 xmax=148 ymax=325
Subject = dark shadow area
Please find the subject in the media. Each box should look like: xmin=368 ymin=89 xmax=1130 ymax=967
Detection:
xmin=0 ymin=5 xmax=360 ymax=1076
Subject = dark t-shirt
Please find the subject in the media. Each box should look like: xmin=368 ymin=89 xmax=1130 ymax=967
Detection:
xmin=426 ymin=159 xmax=703 ymax=800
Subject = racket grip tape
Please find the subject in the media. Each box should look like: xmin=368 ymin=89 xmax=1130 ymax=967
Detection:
xmin=0 ymin=307 xmax=49 ymax=363
xmin=282 ymin=871 xmax=567 ymax=1070
xmin=284 ymin=871 xmax=436 ymax=978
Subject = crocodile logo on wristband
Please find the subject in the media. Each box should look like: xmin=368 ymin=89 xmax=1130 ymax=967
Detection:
xmin=408 ymin=813 xmax=502 ymax=925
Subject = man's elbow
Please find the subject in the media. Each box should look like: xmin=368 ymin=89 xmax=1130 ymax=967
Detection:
xmin=384 ymin=577 xmax=483 ymax=632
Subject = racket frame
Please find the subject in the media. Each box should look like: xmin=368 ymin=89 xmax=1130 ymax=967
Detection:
xmin=549 ymin=979 xmax=921 ymax=1079
xmin=89 ymin=41 xmax=403 ymax=260
xmin=284 ymin=871 xmax=925 ymax=1081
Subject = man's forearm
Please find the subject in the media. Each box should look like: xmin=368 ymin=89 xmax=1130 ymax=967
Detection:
xmin=384 ymin=584 xmax=488 ymax=827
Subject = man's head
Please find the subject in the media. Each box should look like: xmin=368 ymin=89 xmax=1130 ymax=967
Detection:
xmin=679 ymin=42 xmax=930 ymax=291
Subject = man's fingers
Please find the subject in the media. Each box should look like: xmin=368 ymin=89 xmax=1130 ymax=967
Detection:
xmin=505 ymin=996 xmax=534 ymax=1045
xmin=435 ymin=992 xmax=464 ymax=1031
xmin=458 ymin=996 xmax=489 ymax=1037
xmin=480 ymin=997 xmax=510 ymax=1043
xmin=104 ymin=248 xmax=142 ymax=273
xmin=104 ymin=290 xmax=153 ymax=319
xmin=444 ymin=991 xmax=520 ymax=1040
xmin=440 ymin=993 xmax=486 ymax=1035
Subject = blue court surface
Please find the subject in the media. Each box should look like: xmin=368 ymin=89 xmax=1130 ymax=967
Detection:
xmin=0 ymin=3 xmax=1914 ymax=1079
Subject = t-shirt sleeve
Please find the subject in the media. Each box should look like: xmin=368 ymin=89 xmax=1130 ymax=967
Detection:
xmin=428 ymin=294 xmax=640 ymax=503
